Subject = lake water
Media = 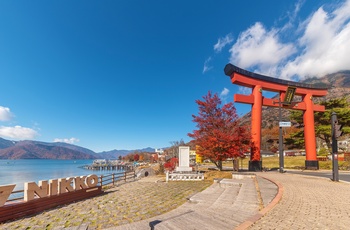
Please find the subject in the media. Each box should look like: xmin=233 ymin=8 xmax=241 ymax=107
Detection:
xmin=0 ymin=159 xmax=122 ymax=191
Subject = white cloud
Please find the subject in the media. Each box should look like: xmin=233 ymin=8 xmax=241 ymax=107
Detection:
xmin=202 ymin=57 xmax=213 ymax=73
xmin=0 ymin=106 xmax=13 ymax=121
xmin=0 ymin=106 xmax=39 ymax=140
xmin=220 ymin=88 xmax=229 ymax=97
xmin=281 ymin=0 xmax=350 ymax=79
xmin=54 ymin=137 xmax=80 ymax=144
xmin=281 ymin=0 xmax=304 ymax=32
xmin=229 ymin=22 xmax=296 ymax=77
xmin=0 ymin=126 xmax=37 ymax=139
xmin=238 ymin=86 xmax=251 ymax=95
xmin=219 ymin=88 xmax=230 ymax=102
xmin=228 ymin=0 xmax=350 ymax=80
xmin=214 ymin=34 xmax=234 ymax=52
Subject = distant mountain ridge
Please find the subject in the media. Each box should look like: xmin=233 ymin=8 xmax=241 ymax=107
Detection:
xmin=98 ymin=147 xmax=155 ymax=159
xmin=0 ymin=138 xmax=15 ymax=149
xmin=0 ymin=138 xmax=155 ymax=159
xmin=302 ymin=70 xmax=350 ymax=88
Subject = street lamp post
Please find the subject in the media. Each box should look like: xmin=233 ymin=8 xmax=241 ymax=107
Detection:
xmin=276 ymin=87 xmax=296 ymax=173
xmin=331 ymin=112 xmax=340 ymax=181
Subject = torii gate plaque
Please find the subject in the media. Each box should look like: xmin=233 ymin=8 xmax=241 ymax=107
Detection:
xmin=224 ymin=64 xmax=328 ymax=171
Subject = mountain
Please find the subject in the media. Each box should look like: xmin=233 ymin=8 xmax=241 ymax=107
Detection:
xmin=45 ymin=141 xmax=97 ymax=156
xmin=239 ymin=71 xmax=350 ymax=128
xmin=0 ymin=138 xmax=15 ymax=149
xmin=97 ymin=147 xmax=155 ymax=159
xmin=0 ymin=138 xmax=156 ymax=159
xmin=302 ymin=70 xmax=350 ymax=88
xmin=0 ymin=140 xmax=97 ymax=159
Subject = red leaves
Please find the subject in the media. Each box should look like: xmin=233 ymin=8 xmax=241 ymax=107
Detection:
xmin=188 ymin=91 xmax=251 ymax=167
xmin=133 ymin=153 xmax=140 ymax=162
xmin=164 ymin=157 xmax=178 ymax=171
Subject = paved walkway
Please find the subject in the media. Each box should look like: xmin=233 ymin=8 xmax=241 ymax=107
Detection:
xmin=2 ymin=171 xmax=350 ymax=229
xmin=250 ymin=172 xmax=350 ymax=230
xmin=112 ymin=171 xmax=350 ymax=230
xmin=109 ymin=175 xmax=278 ymax=230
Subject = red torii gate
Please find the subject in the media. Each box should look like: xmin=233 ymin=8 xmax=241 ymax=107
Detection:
xmin=224 ymin=64 xmax=328 ymax=170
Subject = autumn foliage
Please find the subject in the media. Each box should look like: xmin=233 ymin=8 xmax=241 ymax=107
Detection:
xmin=164 ymin=157 xmax=178 ymax=171
xmin=188 ymin=91 xmax=251 ymax=170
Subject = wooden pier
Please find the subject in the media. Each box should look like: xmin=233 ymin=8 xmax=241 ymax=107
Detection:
xmin=83 ymin=161 xmax=134 ymax=171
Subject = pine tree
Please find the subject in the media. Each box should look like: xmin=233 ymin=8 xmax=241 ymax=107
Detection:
xmin=286 ymin=97 xmax=350 ymax=153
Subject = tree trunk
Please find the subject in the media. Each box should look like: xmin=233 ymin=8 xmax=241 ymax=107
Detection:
xmin=233 ymin=157 xmax=239 ymax=171
xmin=218 ymin=160 xmax=223 ymax=171
xmin=212 ymin=160 xmax=223 ymax=171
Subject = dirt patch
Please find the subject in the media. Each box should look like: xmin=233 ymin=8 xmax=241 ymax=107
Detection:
xmin=204 ymin=171 xmax=233 ymax=181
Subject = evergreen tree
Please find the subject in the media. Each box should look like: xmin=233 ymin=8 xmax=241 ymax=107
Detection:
xmin=285 ymin=97 xmax=350 ymax=153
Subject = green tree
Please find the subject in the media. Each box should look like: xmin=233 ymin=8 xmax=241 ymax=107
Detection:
xmin=286 ymin=97 xmax=350 ymax=153
xmin=284 ymin=127 xmax=305 ymax=149
xmin=318 ymin=147 xmax=328 ymax=156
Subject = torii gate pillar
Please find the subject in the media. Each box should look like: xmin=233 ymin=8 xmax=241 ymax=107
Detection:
xmin=303 ymin=94 xmax=319 ymax=169
xmin=250 ymin=85 xmax=263 ymax=170
xmin=224 ymin=64 xmax=328 ymax=171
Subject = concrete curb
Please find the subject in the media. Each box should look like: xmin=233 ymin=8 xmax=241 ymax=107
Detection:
xmin=235 ymin=175 xmax=284 ymax=230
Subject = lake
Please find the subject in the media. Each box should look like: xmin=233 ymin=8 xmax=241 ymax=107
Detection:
xmin=0 ymin=159 xmax=122 ymax=191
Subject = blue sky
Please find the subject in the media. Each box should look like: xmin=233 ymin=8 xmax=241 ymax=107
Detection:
xmin=1 ymin=0 xmax=350 ymax=152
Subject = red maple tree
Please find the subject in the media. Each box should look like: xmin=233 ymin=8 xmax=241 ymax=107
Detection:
xmin=188 ymin=91 xmax=251 ymax=171
xmin=133 ymin=153 xmax=140 ymax=162
xmin=164 ymin=157 xmax=178 ymax=171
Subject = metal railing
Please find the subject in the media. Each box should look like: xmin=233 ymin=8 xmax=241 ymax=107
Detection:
xmin=99 ymin=171 xmax=136 ymax=187
xmin=7 ymin=190 xmax=25 ymax=202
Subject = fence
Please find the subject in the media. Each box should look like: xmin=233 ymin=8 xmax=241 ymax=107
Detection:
xmin=166 ymin=172 xmax=204 ymax=181
xmin=99 ymin=170 xmax=136 ymax=188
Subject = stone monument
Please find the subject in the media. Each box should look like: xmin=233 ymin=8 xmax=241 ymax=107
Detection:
xmin=176 ymin=146 xmax=192 ymax=172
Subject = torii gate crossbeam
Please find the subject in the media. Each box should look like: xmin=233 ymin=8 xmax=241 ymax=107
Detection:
xmin=224 ymin=64 xmax=328 ymax=171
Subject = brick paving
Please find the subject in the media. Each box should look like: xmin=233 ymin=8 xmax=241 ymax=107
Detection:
xmin=1 ymin=171 xmax=349 ymax=230
xmin=250 ymin=172 xmax=350 ymax=230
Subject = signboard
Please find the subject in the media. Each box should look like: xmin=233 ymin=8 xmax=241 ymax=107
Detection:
xmin=279 ymin=122 xmax=291 ymax=127
xmin=283 ymin=86 xmax=296 ymax=105
xmin=0 ymin=174 xmax=99 ymax=207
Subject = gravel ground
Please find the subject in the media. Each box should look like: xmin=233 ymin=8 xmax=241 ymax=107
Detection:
xmin=0 ymin=176 xmax=212 ymax=230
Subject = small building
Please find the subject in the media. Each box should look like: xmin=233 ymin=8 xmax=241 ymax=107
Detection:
xmin=189 ymin=150 xmax=196 ymax=163
xmin=155 ymin=148 xmax=164 ymax=155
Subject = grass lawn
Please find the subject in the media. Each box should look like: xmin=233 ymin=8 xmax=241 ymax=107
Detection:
xmin=204 ymin=156 xmax=350 ymax=170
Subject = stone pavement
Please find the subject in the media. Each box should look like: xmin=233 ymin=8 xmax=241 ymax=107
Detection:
xmin=249 ymin=172 xmax=350 ymax=230
xmin=112 ymin=171 xmax=350 ymax=230
xmin=1 ymin=171 xmax=350 ymax=230
xmin=109 ymin=175 xmax=278 ymax=230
